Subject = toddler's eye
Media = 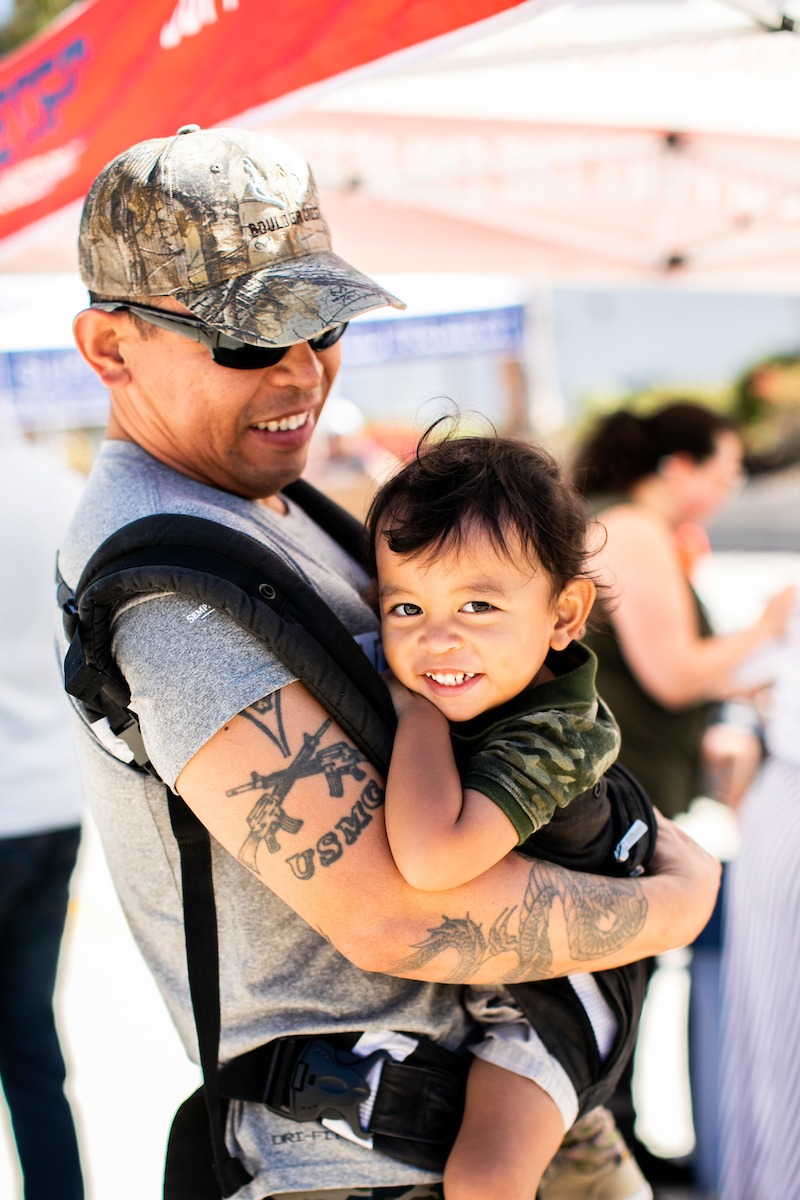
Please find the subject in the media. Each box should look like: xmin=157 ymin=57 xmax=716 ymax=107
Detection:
xmin=389 ymin=602 xmax=422 ymax=617
xmin=462 ymin=601 xmax=495 ymax=614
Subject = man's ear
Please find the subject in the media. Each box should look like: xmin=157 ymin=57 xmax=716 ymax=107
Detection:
xmin=72 ymin=309 xmax=132 ymax=387
xmin=550 ymin=577 xmax=596 ymax=650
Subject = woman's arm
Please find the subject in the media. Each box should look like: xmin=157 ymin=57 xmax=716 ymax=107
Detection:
xmin=177 ymin=680 xmax=720 ymax=983
xmin=597 ymin=504 xmax=794 ymax=707
xmin=384 ymin=680 xmax=518 ymax=891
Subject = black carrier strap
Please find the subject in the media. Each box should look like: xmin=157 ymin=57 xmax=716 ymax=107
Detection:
xmin=217 ymin=1032 xmax=466 ymax=1171
xmin=508 ymin=958 xmax=649 ymax=1119
xmin=508 ymin=759 xmax=656 ymax=1117
xmin=167 ymin=789 xmax=251 ymax=1196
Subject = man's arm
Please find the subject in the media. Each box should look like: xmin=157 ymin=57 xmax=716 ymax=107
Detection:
xmin=177 ymin=681 xmax=720 ymax=984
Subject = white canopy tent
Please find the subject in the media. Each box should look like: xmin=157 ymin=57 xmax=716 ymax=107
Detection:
xmin=254 ymin=0 xmax=800 ymax=290
xmin=3 ymin=0 xmax=800 ymax=288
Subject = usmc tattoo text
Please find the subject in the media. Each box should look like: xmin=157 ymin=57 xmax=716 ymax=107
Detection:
xmin=227 ymin=701 xmax=378 ymax=878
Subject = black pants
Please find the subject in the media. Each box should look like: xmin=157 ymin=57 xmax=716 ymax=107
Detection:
xmin=0 ymin=826 xmax=84 ymax=1200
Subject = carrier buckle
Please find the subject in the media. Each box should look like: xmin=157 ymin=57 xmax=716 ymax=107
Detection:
xmin=614 ymin=819 xmax=649 ymax=865
xmin=280 ymin=1038 xmax=389 ymax=1140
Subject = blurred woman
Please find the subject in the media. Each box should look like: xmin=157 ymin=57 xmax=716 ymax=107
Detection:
xmin=572 ymin=402 xmax=792 ymax=820
xmin=571 ymin=401 xmax=794 ymax=1191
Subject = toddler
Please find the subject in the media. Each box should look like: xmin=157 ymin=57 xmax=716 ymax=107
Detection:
xmin=366 ymin=429 xmax=653 ymax=1200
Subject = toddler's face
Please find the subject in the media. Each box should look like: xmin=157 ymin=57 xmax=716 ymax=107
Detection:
xmin=376 ymin=524 xmax=585 ymax=722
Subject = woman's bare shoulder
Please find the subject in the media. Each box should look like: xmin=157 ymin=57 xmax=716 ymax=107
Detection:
xmin=595 ymin=501 xmax=670 ymax=541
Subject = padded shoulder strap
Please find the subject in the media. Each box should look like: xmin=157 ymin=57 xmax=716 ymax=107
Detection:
xmin=61 ymin=501 xmax=394 ymax=778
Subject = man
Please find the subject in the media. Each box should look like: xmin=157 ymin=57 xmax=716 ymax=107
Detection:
xmin=60 ymin=124 xmax=719 ymax=1200
xmin=1 ymin=431 xmax=85 ymax=1200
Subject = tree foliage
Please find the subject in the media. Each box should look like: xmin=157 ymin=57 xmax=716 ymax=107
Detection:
xmin=0 ymin=0 xmax=75 ymax=57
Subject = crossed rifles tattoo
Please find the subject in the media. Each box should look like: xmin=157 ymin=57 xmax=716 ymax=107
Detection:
xmin=227 ymin=714 xmax=369 ymax=870
xmin=225 ymin=695 xmax=646 ymax=982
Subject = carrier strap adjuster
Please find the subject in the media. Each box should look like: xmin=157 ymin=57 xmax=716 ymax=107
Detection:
xmin=218 ymin=1032 xmax=468 ymax=1171
xmin=220 ymin=1036 xmax=386 ymax=1142
xmin=279 ymin=1038 xmax=387 ymax=1137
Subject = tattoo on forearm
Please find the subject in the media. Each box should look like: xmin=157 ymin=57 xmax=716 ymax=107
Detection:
xmin=228 ymin=698 xmax=376 ymax=875
xmin=388 ymin=860 xmax=647 ymax=983
xmin=228 ymin=698 xmax=647 ymax=982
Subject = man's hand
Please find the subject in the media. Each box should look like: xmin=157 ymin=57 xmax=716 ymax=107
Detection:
xmin=648 ymin=810 xmax=722 ymax=944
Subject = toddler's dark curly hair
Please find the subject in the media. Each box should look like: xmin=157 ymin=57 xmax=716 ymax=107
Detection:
xmin=365 ymin=422 xmax=597 ymax=598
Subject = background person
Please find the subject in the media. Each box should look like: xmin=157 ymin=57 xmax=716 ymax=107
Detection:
xmin=60 ymin=125 xmax=721 ymax=1200
xmin=571 ymin=402 xmax=792 ymax=822
xmin=0 ymin=427 xmax=85 ymax=1200
xmin=719 ymin=597 xmax=800 ymax=1200
xmin=571 ymin=401 xmax=794 ymax=1189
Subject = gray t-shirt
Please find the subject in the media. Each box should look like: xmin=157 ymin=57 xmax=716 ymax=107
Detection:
xmin=57 ymin=441 xmax=471 ymax=1199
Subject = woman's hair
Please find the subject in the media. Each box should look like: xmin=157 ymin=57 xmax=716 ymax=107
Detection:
xmin=365 ymin=422 xmax=594 ymax=595
xmin=572 ymin=402 xmax=738 ymax=497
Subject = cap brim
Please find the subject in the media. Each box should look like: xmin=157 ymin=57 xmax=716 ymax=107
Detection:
xmin=176 ymin=249 xmax=405 ymax=347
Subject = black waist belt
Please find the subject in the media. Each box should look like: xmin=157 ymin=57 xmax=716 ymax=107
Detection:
xmin=218 ymin=1032 xmax=468 ymax=1172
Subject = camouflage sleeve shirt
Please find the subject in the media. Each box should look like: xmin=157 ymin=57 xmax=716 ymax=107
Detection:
xmin=450 ymin=641 xmax=621 ymax=845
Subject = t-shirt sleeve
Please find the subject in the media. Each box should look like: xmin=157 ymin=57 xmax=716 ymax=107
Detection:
xmin=462 ymin=703 xmax=621 ymax=844
xmin=111 ymin=592 xmax=296 ymax=789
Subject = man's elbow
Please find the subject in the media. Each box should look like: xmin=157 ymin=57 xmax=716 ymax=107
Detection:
xmin=327 ymin=915 xmax=410 ymax=975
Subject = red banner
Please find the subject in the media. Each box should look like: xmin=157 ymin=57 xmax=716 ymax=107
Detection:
xmin=0 ymin=0 xmax=531 ymax=246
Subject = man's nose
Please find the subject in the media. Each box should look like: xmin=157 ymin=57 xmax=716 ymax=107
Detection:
xmin=270 ymin=340 xmax=325 ymax=385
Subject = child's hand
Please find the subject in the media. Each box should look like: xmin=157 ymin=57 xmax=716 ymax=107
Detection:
xmin=381 ymin=671 xmax=441 ymax=721
xmin=381 ymin=670 xmax=420 ymax=717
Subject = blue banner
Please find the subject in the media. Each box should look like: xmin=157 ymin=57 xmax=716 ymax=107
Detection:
xmin=0 ymin=304 xmax=527 ymax=429
xmin=0 ymin=347 xmax=108 ymax=430
xmin=345 ymin=305 xmax=526 ymax=366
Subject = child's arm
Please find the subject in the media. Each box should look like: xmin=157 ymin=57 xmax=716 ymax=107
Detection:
xmin=384 ymin=676 xmax=519 ymax=891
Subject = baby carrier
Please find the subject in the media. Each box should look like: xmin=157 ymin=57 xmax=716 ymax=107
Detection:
xmin=58 ymin=479 xmax=656 ymax=1198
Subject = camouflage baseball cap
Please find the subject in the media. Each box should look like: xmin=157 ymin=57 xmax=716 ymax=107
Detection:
xmin=78 ymin=124 xmax=405 ymax=347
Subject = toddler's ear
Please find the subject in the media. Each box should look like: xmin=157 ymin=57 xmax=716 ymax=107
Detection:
xmin=550 ymin=578 xmax=596 ymax=650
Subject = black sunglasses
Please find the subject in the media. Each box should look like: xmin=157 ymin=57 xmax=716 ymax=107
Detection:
xmin=90 ymin=300 xmax=348 ymax=370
